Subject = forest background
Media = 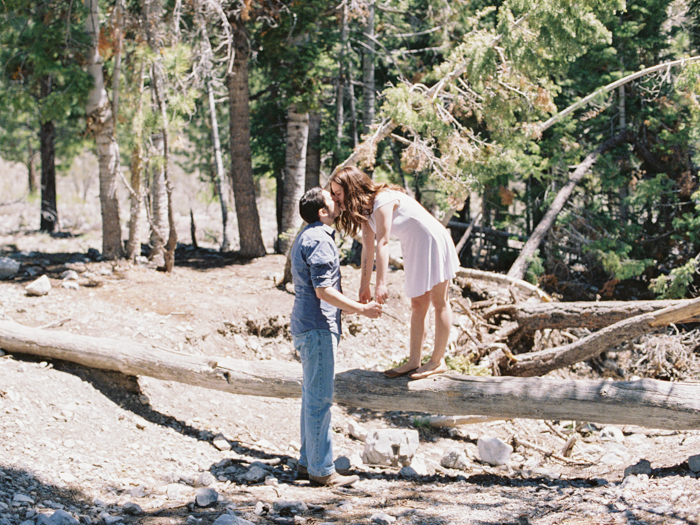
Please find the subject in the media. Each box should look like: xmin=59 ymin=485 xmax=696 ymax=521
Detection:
xmin=1 ymin=0 xmax=700 ymax=302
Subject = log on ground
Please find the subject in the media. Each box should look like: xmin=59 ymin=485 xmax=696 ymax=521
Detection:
xmin=499 ymin=296 xmax=700 ymax=377
xmin=484 ymin=299 xmax=697 ymax=333
xmin=1 ymin=319 xmax=699 ymax=431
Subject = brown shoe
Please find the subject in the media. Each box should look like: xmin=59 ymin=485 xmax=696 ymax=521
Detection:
xmin=296 ymin=464 xmax=309 ymax=480
xmin=309 ymin=471 xmax=359 ymax=487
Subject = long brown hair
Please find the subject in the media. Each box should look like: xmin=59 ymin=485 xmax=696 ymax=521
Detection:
xmin=329 ymin=166 xmax=400 ymax=237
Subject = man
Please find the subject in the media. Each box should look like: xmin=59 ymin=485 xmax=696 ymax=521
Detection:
xmin=290 ymin=187 xmax=382 ymax=487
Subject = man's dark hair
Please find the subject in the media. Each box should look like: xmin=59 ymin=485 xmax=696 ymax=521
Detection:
xmin=299 ymin=187 xmax=327 ymax=224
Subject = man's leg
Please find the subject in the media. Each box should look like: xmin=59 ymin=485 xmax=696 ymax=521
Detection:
xmin=295 ymin=329 xmax=336 ymax=478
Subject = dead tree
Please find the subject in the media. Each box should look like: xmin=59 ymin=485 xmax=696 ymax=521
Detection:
xmin=2 ymin=301 xmax=700 ymax=430
xmin=484 ymin=300 xmax=694 ymax=333
xmin=494 ymin=297 xmax=700 ymax=377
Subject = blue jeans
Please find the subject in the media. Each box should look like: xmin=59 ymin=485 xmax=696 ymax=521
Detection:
xmin=293 ymin=329 xmax=338 ymax=478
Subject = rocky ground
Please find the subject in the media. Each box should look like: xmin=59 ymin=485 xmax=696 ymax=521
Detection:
xmin=1 ymin=205 xmax=700 ymax=524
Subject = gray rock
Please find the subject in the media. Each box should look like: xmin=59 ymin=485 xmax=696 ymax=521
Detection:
xmin=122 ymin=502 xmax=142 ymax=515
xmin=195 ymin=488 xmax=219 ymax=508
xmin=47 ymin=510 xmax=79 ymax=525
xmin=0 ymin=258 xmax=20 ymax=279
xmin=399 ymin=455 xmax=429 ymax=478
xmin=334 ymin=456 xmax=352 ymax=473
xmin=212 ymin=515 xmax=255 ymax=525
xmin=362 ymin=429 xmax=419 ymax=467
xmin=477 ymin=436 xmax=512 ymax=466
xmin=689 ymin=454 xmax=700 ymax=473
xmin=272 ymin=500 xmax=308 ymax=514
xmin=240 ymin=465 xmax=269 ymax=483
xmin=25 ymin=275 xmax=51 ymax=296
xmin=12 ymin=494 xmax=34 ymax=506
xmin=624 ymin=459 xmax=652 ymax=478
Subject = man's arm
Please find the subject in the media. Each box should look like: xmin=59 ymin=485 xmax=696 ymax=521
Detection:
xmin=316 ymin=287 xmax=382 ymax=319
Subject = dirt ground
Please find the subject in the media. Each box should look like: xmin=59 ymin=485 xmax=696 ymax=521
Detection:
xmin=1 ymin=174 xmax=700 ymax=524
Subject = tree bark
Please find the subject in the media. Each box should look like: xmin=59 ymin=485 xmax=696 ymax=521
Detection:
xmin=85 ymin=0 xmax=123 ymax=260
xmin=39 ymin=116 xmax=58 ymax=233
xmin=305 ymin=111 xmax=321 ymax=190
xmin=361 ymin=1 xmax=376 ymax=137
xmin=485 ymin=300 xmax=695 ymax=333
xmin=455 ymin=268 xmax=551 ymax=301
xmin=277 ymin=107 xmax=308 ymax=255
xmin=498 ymin=296 xmax=700 ymax=377
xmin=227 ymin=25 xmax=266 ymax=258
xmin=1 ymin=319 xmax=699 ymax=431
xmin=507 ymin=132 xmax=633 ymax=281
xmin=126 ymin=65 xmax=145 ymax=262
xmin=207 ymin=80 xmax=231 ymax=252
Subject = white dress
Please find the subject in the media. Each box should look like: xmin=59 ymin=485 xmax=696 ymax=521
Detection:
xmin=367 ymin=190 xmax=460 ymax=298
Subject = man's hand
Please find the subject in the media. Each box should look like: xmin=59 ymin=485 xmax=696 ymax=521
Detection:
xmin=360 ymin=301 xmax=383 ymax=319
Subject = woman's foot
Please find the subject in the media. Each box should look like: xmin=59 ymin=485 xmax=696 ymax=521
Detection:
xmin=383 ymin=365 xmax=419 ymax=378
xmin=409 ymin=361 xmax=448 ymax=380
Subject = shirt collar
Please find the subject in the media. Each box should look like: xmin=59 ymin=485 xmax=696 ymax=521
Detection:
xmin=310 ymin=221 xmax=336 ymax=239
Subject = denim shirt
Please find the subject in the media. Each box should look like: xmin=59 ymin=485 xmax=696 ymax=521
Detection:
xmin=290 ymin=222 xmax=342 ymax=336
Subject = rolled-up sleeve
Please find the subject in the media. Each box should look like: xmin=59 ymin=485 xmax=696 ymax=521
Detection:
xmin=308 ymin=241 xmax=337 ymax=290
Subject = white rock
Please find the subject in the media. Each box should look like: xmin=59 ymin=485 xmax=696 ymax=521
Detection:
xmin=600 ymin=426 xmax=625 ymax=443
xmin=362 ymin=429 xmax=419 ymax=467
xmin=61 ymin=270 xmax=79 ymax=280
xmin=371 ymin=512 xmax=397 ymax=524
xmin=61 ymin=281 xmax=79 ymax=290
xmin=25 ymin=275 xmax=51 ymax=296
xmin=441 ymin=447 xmax=470 ymax=470
xmin=400 ymin=456 xmax=429 ymax=477
xmin=212 ymin=434 xmax=232 ymax=451
xmin=347 ymin=419 xmax=368 ymax=441
xmin=477 ymin=436 xmax=512 ymax=466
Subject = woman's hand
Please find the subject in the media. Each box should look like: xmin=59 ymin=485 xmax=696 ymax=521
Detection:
xmin=359 ymin=284 xmax=372 ymax=304
xmin=375 ymin=283 xmax=389 ymax=304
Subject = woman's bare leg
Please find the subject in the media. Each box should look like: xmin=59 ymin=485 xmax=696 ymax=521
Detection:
xmin=410 ymin=280 xmax=451 ymax=379
xmin=383 ymin=291 xmax=430 ymax=376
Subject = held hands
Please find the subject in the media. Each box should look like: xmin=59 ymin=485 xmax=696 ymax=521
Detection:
xmin=360 ymin=301 xmax=383 ymax=319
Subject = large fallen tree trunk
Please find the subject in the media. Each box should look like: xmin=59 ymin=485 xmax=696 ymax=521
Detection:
xmin=484 ymin=299 xmax=695 ymax=333
xmin=499 ymin=296 xmax=700 ymax=377
xmin=1 ymin=320 xmax=700 ymax=430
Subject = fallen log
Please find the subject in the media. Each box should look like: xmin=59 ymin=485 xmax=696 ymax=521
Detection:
xmin=484 ymin=299 xmax=697 ymax=333
xmin=1 ymin=320 xmax=699 ymax=430
xmin=455 ymin=268 xmax=551 ymax=302
xmin=500 ymin=296 xmax=700 ymax=377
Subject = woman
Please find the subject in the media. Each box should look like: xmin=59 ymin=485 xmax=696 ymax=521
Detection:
xmin=329 ymin=166 xmax=460 ymax=379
